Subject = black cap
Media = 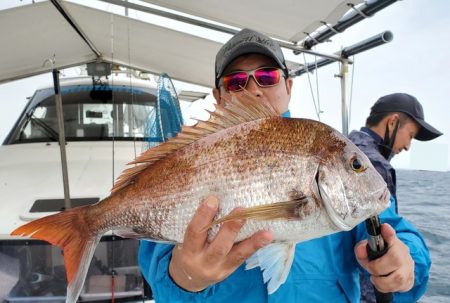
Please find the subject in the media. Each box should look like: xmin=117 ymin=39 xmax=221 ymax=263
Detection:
xmin=370 ymin=93 xmax=443 ymax=141
xmin=215 ymin=28 xmax=288 ymax=88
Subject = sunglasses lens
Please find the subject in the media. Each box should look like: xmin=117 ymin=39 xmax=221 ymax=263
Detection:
xmin=221 ymin=68 xmax=282 ymax=92
xmin=223 ymin=72 xmax=248 ymax=92
xmin=254 ymin=68 xmax=281 ymax=86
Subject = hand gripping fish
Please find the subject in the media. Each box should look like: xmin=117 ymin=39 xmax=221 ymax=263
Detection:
xmin=11 ymin=93 xmax=390 ymax=302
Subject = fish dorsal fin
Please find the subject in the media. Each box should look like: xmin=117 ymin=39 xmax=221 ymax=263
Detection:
xmin=110 ymin=91 xmax=279 ymax=194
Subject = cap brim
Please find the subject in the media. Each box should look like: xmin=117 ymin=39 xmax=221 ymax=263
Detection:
xmin=414 ymin=118 xmax=443 ymax=141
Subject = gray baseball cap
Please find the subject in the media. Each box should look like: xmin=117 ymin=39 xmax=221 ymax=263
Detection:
xmin=370 ymin=93 xmax=443 ymax=141
xmin=215 ymin=28 xmax=288 ymax=88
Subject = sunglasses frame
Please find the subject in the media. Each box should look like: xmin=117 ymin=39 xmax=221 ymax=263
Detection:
xmin=220 ymin=67 xmax=284 ymax=92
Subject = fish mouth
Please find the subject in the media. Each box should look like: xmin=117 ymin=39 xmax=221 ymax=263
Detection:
xmin=314 ymin=165 xmax=352 ymax=231
xmin=377 ymin=187 xmax=391 ymax=210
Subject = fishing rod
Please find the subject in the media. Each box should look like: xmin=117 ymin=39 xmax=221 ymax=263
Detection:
xmin=366 ymin=216 xmax=393 ymax=303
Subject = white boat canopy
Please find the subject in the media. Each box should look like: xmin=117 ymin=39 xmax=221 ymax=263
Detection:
xmin=0 ymin=0 xmax=393 ymax=88
xmin=0 ymin=1 xmax=225 ymax=87
xmin=140 ymin=0 xmax=362 ymax=43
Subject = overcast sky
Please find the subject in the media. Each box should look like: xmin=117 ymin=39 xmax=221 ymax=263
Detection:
xmin=287 ymin=0 xmax=450 ymax=171
xmin=0 ymin=0 xmax=449 ymax=170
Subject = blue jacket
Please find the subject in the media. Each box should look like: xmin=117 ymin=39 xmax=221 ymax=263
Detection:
xmin=139 ymin=119 xmax=430 ymax=302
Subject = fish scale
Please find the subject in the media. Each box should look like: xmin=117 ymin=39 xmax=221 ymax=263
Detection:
xmin=11 ymin=95 xmax=390 ymax=302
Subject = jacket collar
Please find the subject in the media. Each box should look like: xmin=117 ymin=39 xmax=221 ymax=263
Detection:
xmin=361 ymin=127 xmax=383 ymax=144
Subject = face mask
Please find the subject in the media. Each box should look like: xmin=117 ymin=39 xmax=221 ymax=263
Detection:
xmin=378 ymin=120 xmax=399 ymax=160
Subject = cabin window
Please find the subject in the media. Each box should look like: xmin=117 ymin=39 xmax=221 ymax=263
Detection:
xmin=7 ymin=84 xmax=181 ymax=144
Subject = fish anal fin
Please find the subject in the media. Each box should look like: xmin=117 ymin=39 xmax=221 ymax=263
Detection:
xmin=210 ymin=197 xmax=309 ymax=227
xmin=246 ymin=242 xmax=296 ymax=294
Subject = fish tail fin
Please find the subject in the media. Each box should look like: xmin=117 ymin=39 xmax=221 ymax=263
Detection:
xmin=11 ymin=207 xmax=102 ymax=303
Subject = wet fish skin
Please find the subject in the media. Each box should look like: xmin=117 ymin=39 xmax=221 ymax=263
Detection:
xmin=107 ymin=116 xmax=388 ymax=243
xmin=11 ymin=96 xmax=390 ymax=301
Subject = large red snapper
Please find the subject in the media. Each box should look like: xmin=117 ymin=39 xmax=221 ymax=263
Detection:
xmin=11 ymin=94 xmax=390 ymax=302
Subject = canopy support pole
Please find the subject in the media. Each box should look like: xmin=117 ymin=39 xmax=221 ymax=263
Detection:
xmin=338 ymin=59 xmax=350 ymax=136
xmin=50 ymin=0 xmax=101 ymax=58
xmin=52 ymin=69 xmax=71 ymax=210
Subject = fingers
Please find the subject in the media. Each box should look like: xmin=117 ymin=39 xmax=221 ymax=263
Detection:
xmin=354 ymin=239 xmax=369 ymax=268
xmin=365 ymin=224 xmax=407 ymax=276
xmin=356 ymin=223 xmax=415 ymax=293
xmin=169 ymin=196 xmax=273 ymax=292
xmin=182 ymin=196 xmax=219 ymax=254
xmin=369 ymin=240 xmax=414 ymax=293
xmin=224 ymin=230 xmax=273 ymax=269
xmin=380 ymin=223 xmax=397 ymax=245
xmin=204 ymin=208 xmax=246 ymax=266
xmin=371 ymin=266 xmax=415 ymax=293
xmin=203 ymin=207 xmax=273 ymax=269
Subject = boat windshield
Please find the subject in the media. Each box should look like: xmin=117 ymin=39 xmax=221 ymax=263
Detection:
xmin=5 ymin=84 xmax=181 ymax=144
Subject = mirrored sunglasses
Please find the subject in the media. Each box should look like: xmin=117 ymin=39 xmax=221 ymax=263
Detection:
xmin=221 ymin=67 xmax=283 ymax=92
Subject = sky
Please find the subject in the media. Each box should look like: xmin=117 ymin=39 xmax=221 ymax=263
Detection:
xmin=286 ymin=0 xmax=450 ymax=171
xmin=0 ymin=0 xmax=449 ymax=171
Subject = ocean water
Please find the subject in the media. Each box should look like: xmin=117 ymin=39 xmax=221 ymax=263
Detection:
xmin=396 ymin=170 xmax=450 ymax=303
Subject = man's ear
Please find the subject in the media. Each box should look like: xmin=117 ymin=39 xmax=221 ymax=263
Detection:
xmin=285 ymin=77 xmax=293 ymax=97
xmin=212 ymin=87 xmax=224 ymax=106
xmin=387 ymin=113 xmax=400 ymax=128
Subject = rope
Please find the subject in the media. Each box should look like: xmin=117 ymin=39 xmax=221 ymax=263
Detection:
xmin=302 ymin=53 xmax=322 ymax=121
xmin=110 ymin=13 xmax=116 ymax=187
xmin=111 ymin=269 xmax=116 ymax=303
xmin=314 ymin=56 xmax=321 ymax=121
xmin=349 ymin=56 xmax=356 ymax=126
xmin=108 ymin=15 xmax=117 ymax=303
xmin=157 ymin=75 xmax=165 ymax=143
xmin=125 ymin=7 xmax=138 ymax=159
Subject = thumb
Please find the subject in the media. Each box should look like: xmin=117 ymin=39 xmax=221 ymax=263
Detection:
xmin=354 ymin=240 xmax=369 ymax=268
xmin=380 ymin=223 xmax=397 ymax=246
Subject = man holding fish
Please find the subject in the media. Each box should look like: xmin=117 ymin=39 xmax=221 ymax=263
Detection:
xmin=139 ymin=29 xmax=431 ymax=302
xmin=12 ymin=29 xmax=430 ymax=303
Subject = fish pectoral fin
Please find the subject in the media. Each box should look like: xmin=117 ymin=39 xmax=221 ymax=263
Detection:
xmin=210 ymin=197 xmax=308 ymax=227
xmin=245 ymin=242 xmax=296 ymax=294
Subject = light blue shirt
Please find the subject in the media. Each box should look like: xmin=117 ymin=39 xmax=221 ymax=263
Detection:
xmin=281 ymin=110 xmax=291 ymax=118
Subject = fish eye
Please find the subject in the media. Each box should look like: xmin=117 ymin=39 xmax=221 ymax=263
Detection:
xmin=350 ymin=156 xmax=366 ymax=173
